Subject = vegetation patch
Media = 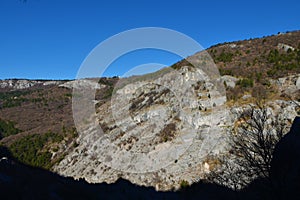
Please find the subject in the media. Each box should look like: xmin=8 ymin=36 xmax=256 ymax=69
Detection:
xmin=129 ymin=87 xmax=169 ymax=113
xmin=0 ymin=90 xmax=31 ymax=108
xmin=266 ymin=49 xmax=300 ymax=77
xmin=9 ymin=132 xmax=64 ymax=169
xmin=215 ymin=51 xmax=234 ymax=63
xmin=159 ymin=123 xmax=177 ymax=143
xmin=219 ymin=68 xmax=234 ymax=76
xmin=95 ymin=78 xmax=118 ymax=101
xmin=179 ymin=180 xmax=189 ymax=189
xmin=0 ymin=118 xmax=20 ymax=139
xmin=236 ymin=78 xmax=254 ymax=88
xmin=171 ymin=59 xmax=193 ymax=70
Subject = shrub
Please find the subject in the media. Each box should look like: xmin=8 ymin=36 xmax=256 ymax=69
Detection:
xmin=226 ymin=87 xmax=243 ymax=101
xmin=0 ymin=118 xmax=20 ymax=139
xmin=252 ymin=85 xmax=268 ymax=100
xmin=219 ymin=68 xmax=233 ymax=76
xmin=237 ymin=78 xmax=254 ymax=88
xmin=255 ymin=72 xmax=262 ymax=81
xmin=215 ymin=52 xmax=234 ymax=63
xmin=180 ymin=180 xmax=189 ymax=189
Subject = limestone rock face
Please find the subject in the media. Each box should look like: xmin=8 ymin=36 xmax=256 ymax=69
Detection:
xmin=54 ymin=65 xmax=231 ymax=190
xmin=296 ymin=77 xmax=300 ymax=90
xmin=221 ymin=75 xmax=238 ymax=88
xmin=270 ymin=74 xmax=300 ymax=96
xmin=277 ymin=43 xmax=295 ymax=52
xmin=53 ymin=69 xmax=300 ymax=191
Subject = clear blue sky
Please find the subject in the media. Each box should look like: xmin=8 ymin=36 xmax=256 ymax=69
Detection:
xmin=0 ymin=0 xmax=300 ymax=80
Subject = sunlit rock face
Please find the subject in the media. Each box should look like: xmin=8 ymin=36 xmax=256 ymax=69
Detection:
xmin=53 ymin=55 xmax=234 ymax=191
xmin=53 ymin=65 xmax=299 ymax=191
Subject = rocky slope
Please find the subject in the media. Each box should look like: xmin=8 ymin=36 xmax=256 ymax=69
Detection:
xmin=54 ymin=76 xmax=299 ymax=191
xmin=54 ymin=61 xmax=231 ymax=190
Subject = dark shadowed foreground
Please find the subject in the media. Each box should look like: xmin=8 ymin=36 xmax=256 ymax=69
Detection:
xmin=0 ymin=117 xmax=299 ymax=200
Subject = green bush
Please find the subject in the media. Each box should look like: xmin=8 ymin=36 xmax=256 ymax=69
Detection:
xmin=237 ymin=78 xmax=254 ymax=88
xmin=256 ymin=72 xmax=262 ymax=81
xmin=103 ymin=86 xmax=114 ymax=99
xmin=215 ymin=52 xmax=234 ymax=63
xmin=246 ymin=61 xmax=251 ymax=67
xmin=180 ymin=180 xmax=189 ymax=189
xmin=219 ymin=68 xmax=233 ymax=76
xmin=0 ymin=118 xmax=20 ymax=139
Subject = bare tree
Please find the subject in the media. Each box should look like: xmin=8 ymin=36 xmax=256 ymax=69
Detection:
xmin=233 ymin=104 xmax=285 ymax=178
xmin=207 ymin=104 xmax=287 ymax=190
xmin=206 ymin=155 xmax=250 ymax=190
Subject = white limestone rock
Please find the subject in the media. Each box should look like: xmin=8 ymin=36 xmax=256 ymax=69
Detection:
xmin=221 ymin=75 xmax=238 ymax=88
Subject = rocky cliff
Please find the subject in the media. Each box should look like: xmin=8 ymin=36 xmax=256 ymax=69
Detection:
xmin=54 ymin=54 xmax=299 ymax=190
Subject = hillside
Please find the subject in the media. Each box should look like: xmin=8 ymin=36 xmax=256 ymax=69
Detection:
xmin=210 ymin=30 xmax=300 ymax=78
xmin=0 ymin=78 xmax=121 ymax=169
xmin=212 ymin=31 xmax=300 ymax=102
xmin=0 ymin=30 xmax=299 ymax=190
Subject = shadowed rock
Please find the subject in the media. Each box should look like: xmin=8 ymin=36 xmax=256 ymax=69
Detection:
xmin=270 ymin=116 xmax=300 ymax=199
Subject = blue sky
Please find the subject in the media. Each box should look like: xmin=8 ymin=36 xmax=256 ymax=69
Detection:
xmin=0 ymin=0 xmax=300 ymax=80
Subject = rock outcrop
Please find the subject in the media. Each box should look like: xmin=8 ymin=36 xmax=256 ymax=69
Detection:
xmin=54 ymin=63 xmax=232 ymax=190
